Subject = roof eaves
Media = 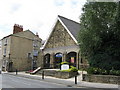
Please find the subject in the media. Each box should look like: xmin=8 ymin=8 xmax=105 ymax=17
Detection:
xmin=1 ymin=34 xmax=12 ymax=40
xmin=58 ymin=15 xmax=80 ymax=24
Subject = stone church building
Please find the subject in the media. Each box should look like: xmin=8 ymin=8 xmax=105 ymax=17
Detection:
xmin=42 ymin=15 xmax=88 ymax=69
xmin=0 ymin=15 xmax=88 ymax=72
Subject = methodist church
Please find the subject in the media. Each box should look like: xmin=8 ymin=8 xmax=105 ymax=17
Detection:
xmin=0 ymin=15 xmax=88 ymax=72
xmin=41 ymin=15 xmax=88 ymax=69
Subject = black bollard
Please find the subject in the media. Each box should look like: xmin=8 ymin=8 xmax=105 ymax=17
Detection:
xmin=16 ymin=69 xmax=18 ymax=75
xmin=42 ymin=71 xmax=44 ymax=80
xmin=75 ymin=75 xmax=77 ymax=84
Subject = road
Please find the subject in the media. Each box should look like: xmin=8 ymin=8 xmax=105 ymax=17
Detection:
xmin=2 ymin=74 xmax=71 ymax=88
xmin=1 ymin=74 xmax=118 ymax=90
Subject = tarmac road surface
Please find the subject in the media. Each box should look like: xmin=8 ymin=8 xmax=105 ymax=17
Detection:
xmin=1 ymin=74 xmax=119 ymax=90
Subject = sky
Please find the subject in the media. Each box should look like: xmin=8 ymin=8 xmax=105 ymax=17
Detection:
xmin=0 ymin=0 xmax=86 ymax=40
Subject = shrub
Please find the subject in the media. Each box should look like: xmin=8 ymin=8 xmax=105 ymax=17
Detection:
xmin=61 ymin=62 xmax=69 ymax=65
xmin=115 ymin=70 xmax=120 ymax=76
xmin=109 ymin=70 xmax=120 ymax=76
xmin=69 ymin=66 xmax=78 ymax=72
xmin=101 ymin=69 xmax=109 ymax=75
xmin=59 ymin=69 xmax=71 ymax=72
xmin=87 ymin=67 xmax=108 ymax=75
xmin=87 ymin=67 xmax=120 ymax=76
xmin=87 ymin=67 xmax=95 ymax=74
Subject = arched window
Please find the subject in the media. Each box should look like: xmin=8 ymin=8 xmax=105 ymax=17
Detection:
xmin=44 ymin=54 xmax=50 ymax=68
xmin=66 ymin=52 xmax=77 ymax=67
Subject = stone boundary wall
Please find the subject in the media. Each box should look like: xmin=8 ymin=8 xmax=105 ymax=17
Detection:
xmin=83 ymin=74 xmax=120 ymax=84
xmin=36 ymin=69 xmax=78 ymax=79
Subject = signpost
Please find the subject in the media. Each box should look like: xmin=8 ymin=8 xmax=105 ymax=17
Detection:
xmin=61 ymin=64 xmax=69 ymax=70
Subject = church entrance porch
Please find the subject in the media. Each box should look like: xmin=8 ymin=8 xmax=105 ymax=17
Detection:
xmin=43 ymin=51 xmax=79 ymax=69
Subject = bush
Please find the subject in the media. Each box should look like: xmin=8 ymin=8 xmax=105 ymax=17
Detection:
xmin=115 ymin=70 xmax=120 ymax=76
xmin=109 ymin=70 xmax=120 ymax=76
xmin=87 ymin=67 xmax=101 ymax=74
xmin=109 ymin=70 xmax=116 ymax=75
xmin=87 ymin=67 xmax=120 ymax=76
xmin=100 ymin=69 xmax=109 ymax=75
xmin=87 ymin=67 xmax=95 ymax=74
xmin=61 ymin=62 xmax=69 ymax=65
xmin=69 ymin=66 xmax=78 ymax=72
xmin=87 ymin=67 xmax=108 ymax=75
xmin=59 ymin=69 xmax=71 ymax=72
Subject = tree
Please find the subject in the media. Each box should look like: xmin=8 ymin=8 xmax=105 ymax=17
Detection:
xmin=78 ymin=2 xmax=120 ymax=70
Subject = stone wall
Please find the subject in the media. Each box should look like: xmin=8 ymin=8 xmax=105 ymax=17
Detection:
xmin=83 ymin=74 xmax=120 ymax=84
xmin=55 ymin=71 xmax=78 ymax=79
xmin=36 ymin=69 xmax=78 ymax=79
xmin=45 ymin=21 xmax=76 ymax=49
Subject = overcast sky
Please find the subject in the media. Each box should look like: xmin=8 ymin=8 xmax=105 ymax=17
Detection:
xmin=0 ymin=0 xmax=86 ymax=40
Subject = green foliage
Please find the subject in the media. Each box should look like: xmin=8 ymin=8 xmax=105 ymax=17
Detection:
xmin=86 ymin=67 xmax=95 ymax=74
xmin=61 ymin=62 xmax=69 ymax=65
xmin=109 ymin=69 xmax=116 ymax=75
xmin=78 ymin=2 xmax=120 ymax=70
xmin=115 ymin=70 xmax=120 ymax=76
xmin=59 ymin=69 xmax=71 ymax=72
xmin=69 ymin=66 xmax=78 ymax=72
xmin=87 ymin=67 xmax=120 ymax=76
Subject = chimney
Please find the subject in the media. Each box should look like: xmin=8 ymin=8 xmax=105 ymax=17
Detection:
xmin=36 ymin=32 xmax=39 ymax=37
xmin=13 ymin=24 xmax=23 ymax=34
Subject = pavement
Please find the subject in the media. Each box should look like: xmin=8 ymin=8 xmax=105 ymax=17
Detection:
xmin=2 ymin=71 xmax=119 ymax=89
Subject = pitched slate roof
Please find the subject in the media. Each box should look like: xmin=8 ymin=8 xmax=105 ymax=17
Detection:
xmin=58 ymin=15 xmax=80 ymax=41
xmin=1 ymin=30 xmax=41 ymax=41
xmin=42 ymin=15 xmax=80 ymax=49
